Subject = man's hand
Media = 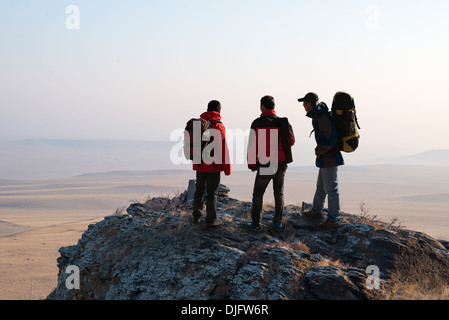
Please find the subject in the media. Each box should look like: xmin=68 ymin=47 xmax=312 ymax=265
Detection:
xmin=315 ymin=145 xmax=332 ymax=157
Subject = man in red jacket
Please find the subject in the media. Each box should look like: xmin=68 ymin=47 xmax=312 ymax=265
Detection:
xmin=246 ymin=95 xmax=295 ymax=232
xmin=192 ymin=100 xmax=231 ymax=228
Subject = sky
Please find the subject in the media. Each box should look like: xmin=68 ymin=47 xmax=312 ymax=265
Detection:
xmin=1 ymin=0 xmax=449 ymax=161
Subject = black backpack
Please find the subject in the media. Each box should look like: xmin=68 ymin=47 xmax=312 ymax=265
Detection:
xmin=255 ymin=115 xmax=294 ymax=165
xmin=183 ymin=118 xmax=221 ymax=161
xmin=273 ymin=117 xmax=294 ymax=164
xmin=331 ymin=91 xmax=360 ymax=153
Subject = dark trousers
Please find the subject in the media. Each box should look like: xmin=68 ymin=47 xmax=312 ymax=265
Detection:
xmin=251 ymin=162 xmax=288 ymax=226
xmin=193 ymin=171 xmax=221 ymax=223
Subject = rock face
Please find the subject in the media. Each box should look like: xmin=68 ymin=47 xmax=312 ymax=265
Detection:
xmin=47 ymin=182 xmax=449 ymax=300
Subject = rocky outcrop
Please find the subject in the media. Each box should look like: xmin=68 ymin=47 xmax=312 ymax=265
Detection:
xmin=47 ymin=182 xmax=449 ymax=300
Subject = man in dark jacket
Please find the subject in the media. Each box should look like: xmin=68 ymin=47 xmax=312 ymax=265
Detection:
xmin=299 ymin=92 xmax=343 ymax=229
xmin=246 ymin=95 xmax=295 ymax=232
xmin=192 ymin=100 xmax=231 ymax=228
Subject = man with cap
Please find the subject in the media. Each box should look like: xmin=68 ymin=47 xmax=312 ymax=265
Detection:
xmin=298 ymin=92 xmax=344 ymax=228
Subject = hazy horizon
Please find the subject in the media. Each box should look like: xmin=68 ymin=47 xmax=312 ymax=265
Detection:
xmin=0 ymin=138 xmax=448 ymax=180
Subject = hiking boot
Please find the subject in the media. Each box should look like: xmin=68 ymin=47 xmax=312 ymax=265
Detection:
xmin=272 ymin=222 xmax=283 ymax=231
xmin=192 ymin=213 xmax=201 ymax=224
xmin=246 ymin=222 xmax=262 ymax=232
xmin=318 ymin=219 xmax=340 ymax=229
xmin=206 ymin=220 xmax=224 ymax=229
xmin=302 ymin=210 xmax=323 ymax=219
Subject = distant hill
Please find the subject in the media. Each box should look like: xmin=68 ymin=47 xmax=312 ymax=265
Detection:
xmin=0 ymin=139 xmax=180 ymax=179
xmin=3 ymin=139 xmax=171 ymax=150
xmin=391 ymin=150 xmax=449 ymax=165
xmin=376 ymin=150 xmax=449 ymax=166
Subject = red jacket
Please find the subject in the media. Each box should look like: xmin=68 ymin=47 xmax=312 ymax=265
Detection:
xmin=247 ymin=109 xmax=295 ymax=170
xmin=193 ymin=111 xmax=231 ymax=176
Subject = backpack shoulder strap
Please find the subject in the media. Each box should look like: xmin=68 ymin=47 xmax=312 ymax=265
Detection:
xmin=311 ymin=109 xmax=332 ymax=139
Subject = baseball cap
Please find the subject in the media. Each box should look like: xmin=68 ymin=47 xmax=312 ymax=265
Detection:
xmin=298 ymin=92 xmax=319 ymax=103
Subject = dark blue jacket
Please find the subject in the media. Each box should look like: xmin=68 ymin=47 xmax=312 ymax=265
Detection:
xmin=306 ymin=103 xmax=344 ymax=168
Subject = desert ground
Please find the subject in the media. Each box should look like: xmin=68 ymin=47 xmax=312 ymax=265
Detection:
xmin=1 ymin=165 xmax=449 ymax=300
